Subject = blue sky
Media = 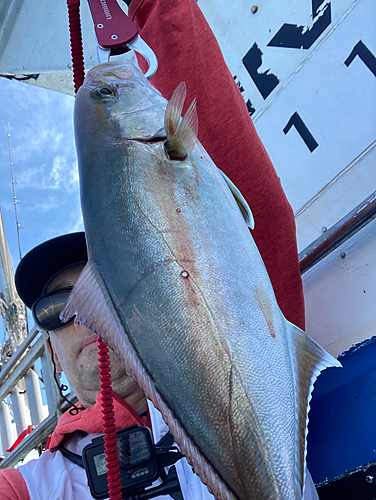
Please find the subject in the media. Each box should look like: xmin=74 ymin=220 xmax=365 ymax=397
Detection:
xmin=0 ymin=78 xmax=83 ymax=339
xmin=0 ymin=78 xmax=83 ymax=274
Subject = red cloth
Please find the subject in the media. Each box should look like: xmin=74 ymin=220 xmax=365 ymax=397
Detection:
xmin=49 ymin=392 xmax=151 ymax=451
xmin=129 ymin=0 xmax=305 ymax=330
xmin=0 ymin=392 xmax=151 ymax=500
xmin=0 ymin=468 xmax=28 ymax=500
xmin=48 ymin=391 xmax=151 ymax=451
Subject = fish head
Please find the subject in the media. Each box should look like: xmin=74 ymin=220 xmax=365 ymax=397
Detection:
xmin=75 ymin=62 xmax=167 ymax=143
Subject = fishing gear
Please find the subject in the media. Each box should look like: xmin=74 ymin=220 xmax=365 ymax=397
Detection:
xmin=67 ymin=0 xmax=158 ymax=94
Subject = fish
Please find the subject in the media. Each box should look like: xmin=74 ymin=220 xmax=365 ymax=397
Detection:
xmin=61 ymin=62 xmax=341 ymax=500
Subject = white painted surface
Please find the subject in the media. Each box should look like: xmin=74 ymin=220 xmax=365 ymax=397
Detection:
xmin=303 ymin=217 xmax=376 ymax=357
xmin=199 ymin=0 xmax=376 ymax=354
xmin=0 ymin=0 xmax=133 ymax=94
xmin=0 ymin=401 xmax=16 ymax=455
xmin=296 ymin=141 xmax=376 ymax=251
xmin=24 ymin=369 xmax=44 ymax=426
xmin=10 ymin=386 xmax=30 ymax=435
xmin=200 ymin=0 xmax=358 ymax=114
xmin=254 ymin=0 xmax=376 ymax=213
xmin=0 ymin=0 xmax=97 ymax=74
xmin=202 ymin=0 xmax=376 ymax=215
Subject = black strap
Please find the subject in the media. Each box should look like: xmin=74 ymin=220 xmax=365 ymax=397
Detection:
xmin=59 ymin=446 xmax=84 ymax=469
xmin=156 ymin=431 xmax=175 ymax=448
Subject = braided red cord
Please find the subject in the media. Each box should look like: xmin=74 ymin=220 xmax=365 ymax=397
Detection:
xmin=67 ymin=0 xmax=85 ymax=94
xmin=98 ymin=338 xmax=123 ymax=500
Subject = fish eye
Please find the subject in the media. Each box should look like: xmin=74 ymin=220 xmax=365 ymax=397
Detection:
xmin=93 ymin=87 xmax=116 ymax=98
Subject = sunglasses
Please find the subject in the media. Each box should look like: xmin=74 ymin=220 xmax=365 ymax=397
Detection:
xmin=31 ymin=287 xmax=75 ymax=332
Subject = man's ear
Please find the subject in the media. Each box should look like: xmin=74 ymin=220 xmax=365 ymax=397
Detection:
xmin=46 ymin=336 xmax=63 ymax=372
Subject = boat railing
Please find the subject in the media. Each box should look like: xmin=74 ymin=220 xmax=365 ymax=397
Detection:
xmin=0 ymin=326 xmax=76 ymax=469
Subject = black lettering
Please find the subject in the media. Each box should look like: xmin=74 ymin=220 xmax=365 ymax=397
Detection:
xmin=345 ymin=41 xmax=376 ymax=77
xmin=242 ymin=43 xmax=279 ymax=100
xmin=268 ymin=1 xmax=331 ymax=50
xmin=283 ymin=112 xmax=318 ymax=152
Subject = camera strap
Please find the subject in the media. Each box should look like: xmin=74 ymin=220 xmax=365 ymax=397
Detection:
xmin=59 ymin=445 xmax=85 ymax=469
xmin=156 ymin=431 xmax=174 ymax=448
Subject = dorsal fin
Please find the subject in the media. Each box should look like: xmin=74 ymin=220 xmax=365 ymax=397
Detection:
xmin=165 ymin=83 xmax=198 ymax=159
xmin=220 ymin=170 xmax=255 ymax=229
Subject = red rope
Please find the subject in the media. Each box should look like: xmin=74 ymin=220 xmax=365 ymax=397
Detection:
xmin=98 ymin=338 xmax=123 ymax=500
xmin=67 ymin=0 xmax=85 ymax=94
xmin=67 ymin=4 xmax=121 ymax=496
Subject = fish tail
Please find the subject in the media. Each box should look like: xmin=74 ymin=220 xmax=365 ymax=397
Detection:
xmin=288 ymin=321 xmax=342 ymax=498
xmin=165 ymin=83 xmax=198 ymax=159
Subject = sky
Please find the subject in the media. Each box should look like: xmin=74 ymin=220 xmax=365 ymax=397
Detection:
xmin=0 ymin=78 xmax=82 ymax=266
xmin=0 ymin=78 xmax=82 ymax=401
xmin=0 ymin=77 xmax=83 ymax=331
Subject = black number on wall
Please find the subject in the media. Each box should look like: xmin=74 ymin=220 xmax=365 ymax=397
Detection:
xmin=242 ymin=43 xmax=280 ymax=100
xmin=234 ymin=75 xmax=256 ymax=116
xmin=283 ymin=112 xmax=319 ymax=152
xmin=345 ymin=41 xmax=376 ymax=77
xmin=267 ymin=1 xmax=332 ymax=50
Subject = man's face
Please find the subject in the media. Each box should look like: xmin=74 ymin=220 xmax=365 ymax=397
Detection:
xmin=47 ymin=263 xmax=146 ymax=411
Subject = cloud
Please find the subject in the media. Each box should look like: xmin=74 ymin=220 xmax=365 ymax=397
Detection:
xmin=23 ymin=196 xmax=61 ymax=213
xmin=0 ymin=81 xmax=83 ymax=243
xmin=0 ymin=200 xmax=13 ymax=211
xmin=16 ymin=157 xmax=79 ymax=194
xmin=0 ymin=79 xmax=75 ymax=167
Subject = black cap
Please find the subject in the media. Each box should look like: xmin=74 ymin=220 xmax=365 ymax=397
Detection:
xmin=15 ymin=232 xmax=87 ymax=309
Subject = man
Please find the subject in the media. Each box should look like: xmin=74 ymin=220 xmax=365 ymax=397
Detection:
xmin=0 ymin=232 xmax=211 ymax=499
xmin=0 ymin=232 xmax=319 ymax=499
xmin=0 ymin=1 xmax=313 ymax=497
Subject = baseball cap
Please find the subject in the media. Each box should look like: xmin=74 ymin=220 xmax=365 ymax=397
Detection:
xmin=15 ymin=232 xmax=87 ymax=309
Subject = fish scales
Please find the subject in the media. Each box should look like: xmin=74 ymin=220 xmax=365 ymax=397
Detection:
xmin=62 ymin=62 xmax=341 ymax=500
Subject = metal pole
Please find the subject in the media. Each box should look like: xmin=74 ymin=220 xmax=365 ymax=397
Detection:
xmin=299 ymin=190 xmax=376 ymax=274
xmin=6 ymin=123 xmax=23 ymax=260
xmin=24 ymin=369 xmax=44 ymax=425
xmin=0 ymin=401 xmax=16 ymax=454
xmin=10 ymin=385 xmax=29 ymax=435
xmin=40 ymin=344 xmax=61 ymax=414
xmin=0 ymin=327 xmax=39 ymax=386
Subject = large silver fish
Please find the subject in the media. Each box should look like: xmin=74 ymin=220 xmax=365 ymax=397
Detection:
xmin=62 ymin=62 xmax=341 ymax=500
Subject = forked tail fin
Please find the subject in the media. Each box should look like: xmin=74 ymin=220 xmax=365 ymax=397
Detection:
xmin=287 ymin=320 xmax=342 ymax=498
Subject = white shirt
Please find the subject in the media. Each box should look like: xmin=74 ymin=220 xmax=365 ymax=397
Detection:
xmin=18 ymin=401 xmax=319 ymax=500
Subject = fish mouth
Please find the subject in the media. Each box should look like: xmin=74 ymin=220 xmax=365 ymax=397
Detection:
xmin=131 ymin=135 xmax=167 ymax=144
xmin=130 ymin=127 xmax=167 ymax=143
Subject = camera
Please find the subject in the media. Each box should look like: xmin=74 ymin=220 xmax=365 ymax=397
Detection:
xmin=82 ymin=424 xmax=184 ymax=500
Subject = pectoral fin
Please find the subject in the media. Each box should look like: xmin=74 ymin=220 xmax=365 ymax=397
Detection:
xmin=165 ymin=82 xmax=198 ymax=160
xmin=164 ymin=82 xmax=186 ymax=138
xmin=220 ymin=170 xmax=255 ymax=229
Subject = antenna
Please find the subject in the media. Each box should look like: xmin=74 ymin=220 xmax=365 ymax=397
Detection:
xmin=4 ymin=124 xmax=29 ymax=340
xmin=7 ymin=123 xmax=23 ymax=260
